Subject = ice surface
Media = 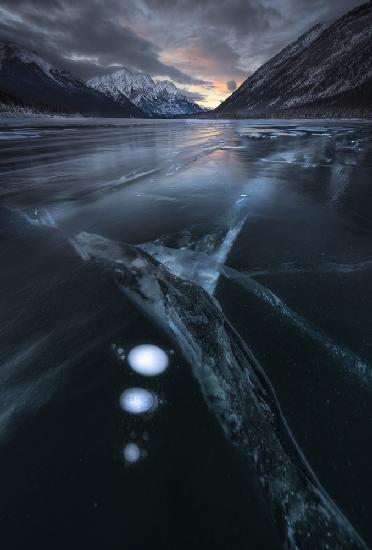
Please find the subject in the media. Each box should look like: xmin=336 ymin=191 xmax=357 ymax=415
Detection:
xmin=71 ymin=229 xmax=367 ymax=549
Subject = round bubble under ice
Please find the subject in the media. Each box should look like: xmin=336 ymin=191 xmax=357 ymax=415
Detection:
xmin=120 ymin=388 xmax=157 ymax=414
xmin=128 ymin=344 xmax=169 ymax=376
xmin=123 ymin=443 xmax=141 ymax=464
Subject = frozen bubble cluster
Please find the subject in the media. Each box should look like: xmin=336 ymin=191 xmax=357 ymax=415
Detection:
xmin=120 ymin=388 xmax=157 ymax=415
xmin=112 ymin=343 xmax=126 ymax=361
xmin=128 ymin=344 xmax=169 ymax=376
xmin=115 ymin=343 xmax=171 ymax=466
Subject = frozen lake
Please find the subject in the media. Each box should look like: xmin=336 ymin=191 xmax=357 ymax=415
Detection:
xmin=0 ymin=118 xmax=371 ymax=549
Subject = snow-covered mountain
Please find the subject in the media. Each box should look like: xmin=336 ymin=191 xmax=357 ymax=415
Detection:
xmin=215 ymin=2 xmax=372 ymax=118
xmin=0 ymin=41 xmax=145 ymax=117
xmin=87 ymin=69 xmax=205 ymax=117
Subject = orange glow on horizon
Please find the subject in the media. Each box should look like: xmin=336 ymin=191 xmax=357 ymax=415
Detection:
xmin=160 ymin=47 xmax=245 ymax=109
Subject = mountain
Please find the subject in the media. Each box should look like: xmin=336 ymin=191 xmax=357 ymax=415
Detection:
xmin=0 ymin=41 xmax=145 ymax=117
xmin=215 ymin=2 xmax=372 ymax=118
xmin=87 ymin=69 xmax=205 ymax=117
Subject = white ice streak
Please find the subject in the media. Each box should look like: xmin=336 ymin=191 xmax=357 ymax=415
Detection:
xmin=244 ymin=260 xmax=372 ymax=277
xmin=119 ymin=168 xmax=158 ymax=183
xmin=221 ymin=265 xmax=371 ymax=383
xmin=18 ymin=207 xmax=57 ymax=228
xmin=220 ymin=145 xmax=246 ymax=150
xmin=70 ymin=232 xmax=124 ymax=263
xmin=207 ymin=217 xmax=247 ymax=294
xmin=0 ymin=332 xmax=104 ymax=440
xmin=239 ymin=127 xmax=306 ymax=139
xmin=143 ymin=217 xmax=247 ymax=296
xmin=141 ymin=242 xmax=371 ymax=384
xmin=166 ymin=144 xmax=221 ymax=176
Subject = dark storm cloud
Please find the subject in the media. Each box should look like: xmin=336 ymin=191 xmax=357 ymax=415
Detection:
xmin=141 ymin=0 xmax=365 ymax=65
xmin=142 ymin=0 xmax=281 ymax=36
xmin=143 ymin=0 xmax=364 ymax=34
xmin=227 ymin=80 xmax=237 ymax=92
xmin=180 ymin=89 xmax=206 ymax=102
xmin=0 ymin=0 xmax=365 ymax=105
xmin=0 ymin=0 xmax=210 ymax=83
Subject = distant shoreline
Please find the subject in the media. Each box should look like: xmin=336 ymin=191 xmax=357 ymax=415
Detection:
xmin=1 ymin=115 xmax=371 ymax=128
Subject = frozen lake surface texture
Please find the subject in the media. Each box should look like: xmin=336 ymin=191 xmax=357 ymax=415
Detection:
xmin=0 ymin=118 xmax=372 ymax=549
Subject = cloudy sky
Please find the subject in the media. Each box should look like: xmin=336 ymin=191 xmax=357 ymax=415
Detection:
xmin=0 ymin=0 xmax=364 ymax=107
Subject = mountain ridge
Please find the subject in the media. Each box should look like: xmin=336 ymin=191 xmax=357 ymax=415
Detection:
xmin=87 ymin=68 xmax=205 ymax=117
xmin=214 ymin=2 xmax=372 ymax=118
xmin=0 ymin=40 xmax=145 ymax=117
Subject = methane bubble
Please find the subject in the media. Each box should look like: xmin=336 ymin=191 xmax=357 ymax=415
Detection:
xmin=128 ymin=344 xmax=169 ymax=376
xmin=119 ymin=388 xmax=157 ymax=414
xmin=123 ymin=443 xmax=141 ymax=464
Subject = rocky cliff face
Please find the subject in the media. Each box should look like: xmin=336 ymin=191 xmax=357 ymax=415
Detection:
xmin=215 ymin=2 xmax=372 ymax=118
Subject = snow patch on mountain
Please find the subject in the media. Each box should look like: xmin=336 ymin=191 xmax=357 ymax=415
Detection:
xmin=0 ymin=41 xmax=73 ymax=86
xmin=87 ymin=68 xmax=205 ymax=117
xmin=0 ymin=41 xmax=144 ymax=117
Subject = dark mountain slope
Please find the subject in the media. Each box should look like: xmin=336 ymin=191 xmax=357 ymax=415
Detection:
xmin=215 ymin=2 xmax=372 ymax=118
xmin=0 ymin=41 xmax=145 ymax=117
